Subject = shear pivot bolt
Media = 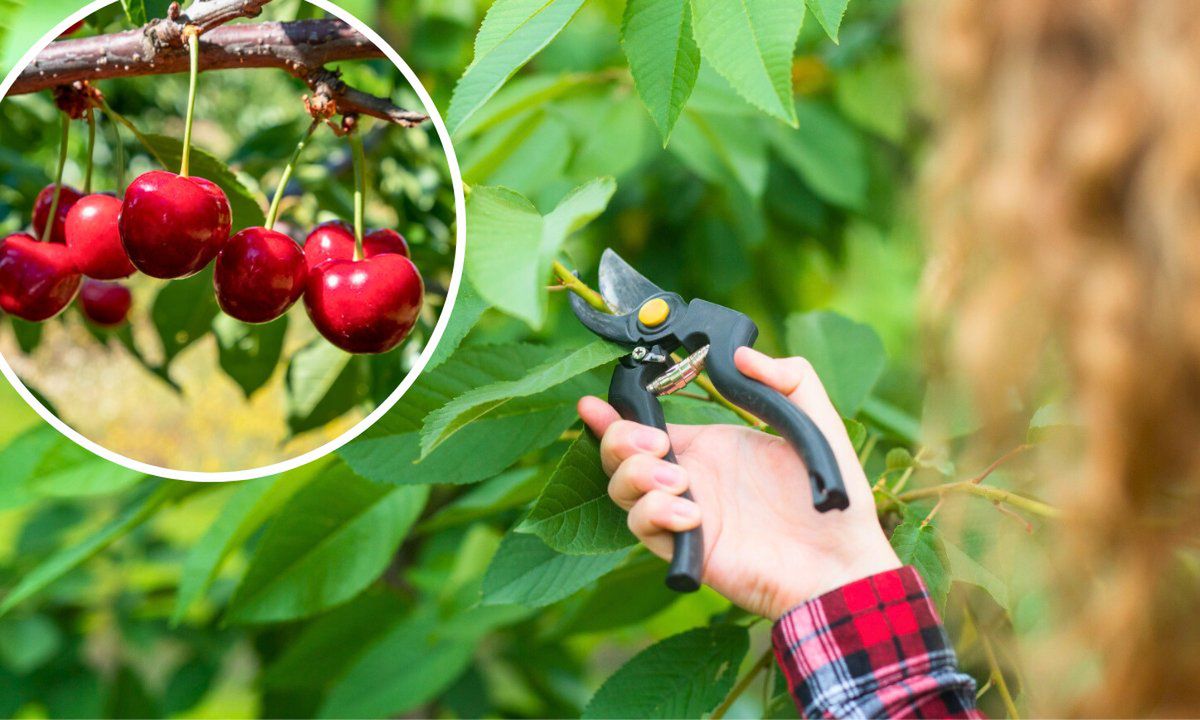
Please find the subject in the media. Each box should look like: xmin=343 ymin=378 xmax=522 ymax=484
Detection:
xmin=638 ymin=298 xmax=670 ymax=327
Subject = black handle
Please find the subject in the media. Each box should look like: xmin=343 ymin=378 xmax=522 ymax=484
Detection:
xmin=607 ymin=357 xmax=704 ymax=593
xmin=683 ymin=302 xmax=850 ymax=512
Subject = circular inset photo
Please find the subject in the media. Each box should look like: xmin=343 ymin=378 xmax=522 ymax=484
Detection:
xmin=0 ymin=0 xmax=464 ymax=480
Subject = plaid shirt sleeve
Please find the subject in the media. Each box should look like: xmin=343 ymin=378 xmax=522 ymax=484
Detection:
xmin=771 ymin=566 xmax=983 ymax=719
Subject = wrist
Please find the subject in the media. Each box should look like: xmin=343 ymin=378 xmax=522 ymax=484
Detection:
xmin=765 ymin=531 xmax=902 ymax=620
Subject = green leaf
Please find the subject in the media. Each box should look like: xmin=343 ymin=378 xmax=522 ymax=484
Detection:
xmin=213 ymin=314 xmax=287 ymax=399
xmin=661 ymin=395 xmax=744 ymax=425
xmin=136 ymin=134 xmax=264 ymax=231
xmin=769 ymin=100 xmax=868 ymax=209
xmin=670 ymin=111 xmax=768 ymax=198
xmin=561 ymin=91 xmax=653 ymax=181
xmin=844 ymin=417 xmax=867 ymax=452
xmin=172 ymin=461 xmax=325 ymax=624
xmin=453 ymin=73 xmax=592 ymax=139
xmin=520 ymin=433 xmax=636 ymax=554
xmin=8 ymin=316 xmax=42 ymax=353
xmin=0 ymin=614 xmax=60 ymax=673
xmin=340 ymin=344 xmax=594 ymax=486
xmin=446 ymin=0 xmax=587 ymax=134
xmin=120 ymin=0 xmax=170 ymax=25
xmin=835 ymin=54 xmax=910 ymax=142
xmin=151 ymin=268 xmax=220 ymax=369
xmin=785 ymin=310 xmax=886 ymax=415
xmin=262 ymin=587 xmax=408 ymax=691
xmin=689 ymin=0 xmax=805 ymax=125
xmin=418 ymin=467 xmax=543 ymax=534
xmin=319 ymin=602 xmax=531 ymax=718
xmin=120 ymin=0 xmax=147 ymax=25
xmin=421 ymin=339 xmax=622 ymax=457
xmin=0 ymin=483 xmax=177 ymax=615
xmin=466 ymin=179 xmax=616 ymax=328
xmin=26 ymin=437 xmax=142 ymax=499
xmin=945 ymin=540 xmax=1011 ymax=612
xmin=226 ymin=465 xmax=428 ymax=624
xmin=804 ymin=0 xmax=849 ymax=43
xmin=428 ymin=276 xmax=487 ymax=371
xmin=0 ymin=426 xmax=141 ymax=508
xmin=482 ymin=532 xmax=628 ymax=608
xmin=622 ymin=0 xmax=701 ymax=144
xmin=554 ymin=554 xmax=679 ymax=636
xmin=285 ymin=339 xmax=367 ymax=437
xmin=886 ymin=446 xmax=914 ymax=472
xmin=0 ymin=426 xmax=57 ymax=511
xmin=890 ymin=518 xmax=951 ymax=610
xmin=582 ymin=624 xmax=750 ymax=718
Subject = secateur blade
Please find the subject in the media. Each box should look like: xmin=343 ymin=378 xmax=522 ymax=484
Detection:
xmin=569 ymin=249 xmax=668 ymax=347
xmin=597 ymin=249 xmax=664 ymax=314
xmin=568 ymin=290 xmax=637 ymax=346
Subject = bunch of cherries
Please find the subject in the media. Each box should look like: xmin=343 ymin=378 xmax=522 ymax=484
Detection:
xmin=0 ymin=66 xmax=425 ymax=356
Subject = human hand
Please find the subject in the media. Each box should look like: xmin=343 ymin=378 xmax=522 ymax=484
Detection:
xmin=578 ymin=347 xmax=900 ymax=620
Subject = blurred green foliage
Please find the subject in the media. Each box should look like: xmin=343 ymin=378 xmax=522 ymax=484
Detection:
xmin=0 ymin=0 xmax=1046 ymax=718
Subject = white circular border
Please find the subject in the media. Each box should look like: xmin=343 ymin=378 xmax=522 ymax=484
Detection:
xmin=0 ymin=0 xmax=467 ymax=482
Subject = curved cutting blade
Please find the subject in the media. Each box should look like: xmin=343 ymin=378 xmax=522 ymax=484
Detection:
xmin=598 ymin=249 xmax=665 ymax=314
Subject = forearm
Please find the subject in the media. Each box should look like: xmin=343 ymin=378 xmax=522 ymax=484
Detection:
xmin=771 ymin=566 xmax=983 ymax=719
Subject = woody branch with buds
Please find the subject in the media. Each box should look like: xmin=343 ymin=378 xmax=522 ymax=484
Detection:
xmin=11 ymin=0 xmax=428 ymax=126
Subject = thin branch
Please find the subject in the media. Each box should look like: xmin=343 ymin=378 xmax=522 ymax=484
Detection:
xmin=894 ymin=480 xmax=1059 ymax=519
xmin=966 ymin=604 xmax=1020 ymax=718
xmin=711 ymin=648 xmax=774 ymax=720
xmin=13 ymin=18 xmax=428 ymax=126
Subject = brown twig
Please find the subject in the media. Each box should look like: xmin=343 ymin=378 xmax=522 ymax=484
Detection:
xmin=13 ymin=15 xmax=428 ymax=126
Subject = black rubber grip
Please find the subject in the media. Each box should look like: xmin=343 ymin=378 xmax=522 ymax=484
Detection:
xmin=607 ymin=358 xmax=704 ymax=593
xmin=681 ymin=301 xmax=849 ymax=512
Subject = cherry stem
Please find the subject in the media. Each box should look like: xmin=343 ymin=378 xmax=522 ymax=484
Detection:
xmin=350 ymin=129 xmax=366 ymax=261
xmin=98 ymin=97 xmax=166 ymax=168
xmin=84 ymin=108 xmax=96 ymax=193
xmin=109 ymin=114 xmax=126 ymax=195
xmin=180 ymin=30 xmax=200 ymax=178
xmin=265 ymin=119 xmax=320 ymax=231
xmin=41 ymin=114 xmax=71 ymax=243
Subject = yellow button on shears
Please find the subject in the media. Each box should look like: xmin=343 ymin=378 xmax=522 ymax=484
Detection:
xmin=638 ymin=298 xmax=670 ymax=327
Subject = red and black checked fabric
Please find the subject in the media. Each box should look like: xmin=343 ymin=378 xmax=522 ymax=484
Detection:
xmin=771 ymin=566 xmax=983 ymax=719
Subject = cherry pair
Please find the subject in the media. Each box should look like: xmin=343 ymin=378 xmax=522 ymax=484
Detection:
xmin=0 ymin=233 xmax=128 ymax=327
xmin=0 ymin=171 xmax=218 ymax=325
xmin=212 ymin=220 xmax=423 ymax=354
xmin=0 ymin=182 xmax=124 ymax=323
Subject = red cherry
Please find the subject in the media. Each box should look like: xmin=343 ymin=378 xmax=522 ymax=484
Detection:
xmin=79 ymin=279 xmax=132 ymax=327
xmin=32 ymin=184 xmax=84 ymax=244
xmin=119 ymin=171 xmax=232 ymax=279
xmin=365 ymin=228 xmax=410 ymax=258
xmin=65 ymin=194 xmax=136 ymax=280
xmin=59 ymin=20 xmax=85 ymax=38
xmin=304 ymin=254 xmax=424 ymax=354
xmin=0 ymin=234 xmax=82 ymax=321
xmin=214 ymin=227 xmax=307 ymax=324
xmin=302 ymin=221 xmax=409 ymax=271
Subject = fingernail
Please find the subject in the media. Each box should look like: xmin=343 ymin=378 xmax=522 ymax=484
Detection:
xmin=634 ymin=428 xmax=666 ymax=452
xmin=673 ymin=500 xmax=700 ymax=523
xmin=654 ymin=464 xmax=686 ymax=490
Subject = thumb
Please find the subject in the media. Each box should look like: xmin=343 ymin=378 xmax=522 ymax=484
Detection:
xmin=733 ymin=347 xmax=848 ymax=451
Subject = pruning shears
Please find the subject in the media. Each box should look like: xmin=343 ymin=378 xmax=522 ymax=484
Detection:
xmin=570 ymin=250 xmax=850 ymax=593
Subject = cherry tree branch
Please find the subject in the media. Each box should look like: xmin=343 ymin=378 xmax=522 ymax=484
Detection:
xmin=12 ymin=14 xmax=428 ymax=126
